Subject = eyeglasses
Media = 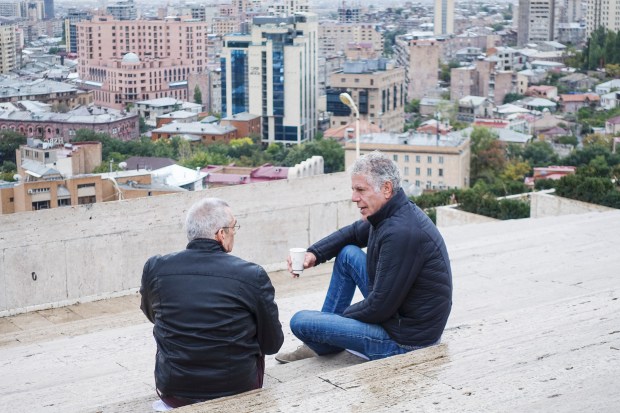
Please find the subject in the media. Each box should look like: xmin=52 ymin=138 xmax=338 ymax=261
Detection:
xmin=221 ymin=223 xmax=240 ymax=233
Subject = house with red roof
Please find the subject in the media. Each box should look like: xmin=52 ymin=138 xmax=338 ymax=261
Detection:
xmin=605 ymin=115 xmax=620 ymax=136
xmin=557 ymin=93 xmax=600 ymax=114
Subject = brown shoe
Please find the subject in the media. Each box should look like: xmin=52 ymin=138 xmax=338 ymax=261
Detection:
xmin=274 ymin=344 xmax=318 ymax=364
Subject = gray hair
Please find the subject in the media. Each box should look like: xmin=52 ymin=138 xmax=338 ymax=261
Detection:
xmin=185 ymin=197 xmax=232 ymax=241
xmin=349 ymin=151 xmax=401 ymax=194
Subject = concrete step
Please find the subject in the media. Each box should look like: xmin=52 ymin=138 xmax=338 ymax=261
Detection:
xmin=1 ymin=210 xmax=619 ymax=412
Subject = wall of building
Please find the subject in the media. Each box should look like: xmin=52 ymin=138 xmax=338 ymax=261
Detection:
xmin=0 ymin=172 xmax=359 ymax=316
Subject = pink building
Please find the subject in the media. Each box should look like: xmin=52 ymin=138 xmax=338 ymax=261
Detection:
xmin=76 ymin=15 xmax=209 ymax=110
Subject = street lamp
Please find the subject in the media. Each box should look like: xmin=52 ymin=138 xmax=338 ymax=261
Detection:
xmin=339 ymin=92 xmax=360 ymax=159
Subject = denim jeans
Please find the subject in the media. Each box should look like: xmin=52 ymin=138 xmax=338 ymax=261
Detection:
xmin=290 ymin=245 xmax=414 ymax=361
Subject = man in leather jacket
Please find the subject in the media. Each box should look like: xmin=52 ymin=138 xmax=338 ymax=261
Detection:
xmin=141 ymin=197 xmax=284 ymax=408
xmin=275 ymin=151 xmax=452 ymax=363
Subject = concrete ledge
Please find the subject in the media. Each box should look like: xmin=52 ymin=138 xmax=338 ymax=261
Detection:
xmin=0 ymin=173 xmax=358 ymax=316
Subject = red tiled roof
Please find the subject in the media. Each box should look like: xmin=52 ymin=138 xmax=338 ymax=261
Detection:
xmin=560 ymin=93 xmax=600 ymax=102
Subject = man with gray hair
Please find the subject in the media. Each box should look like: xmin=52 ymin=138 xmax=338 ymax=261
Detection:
xmin=276 ymin=151 xmax=452 ymax=363
xmin=141 ymin=197 xmax=283 ymax=409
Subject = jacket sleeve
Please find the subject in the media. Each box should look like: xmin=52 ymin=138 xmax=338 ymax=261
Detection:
xmin=343 ymin=230 xmax=423 ymax=323
xmin=308 ymin=220 xmax=370 ymax=265
xmin=139 ymin=256 xmax=157 ymax=324
xmin=253 ymin=267 xmax=284 ymax=355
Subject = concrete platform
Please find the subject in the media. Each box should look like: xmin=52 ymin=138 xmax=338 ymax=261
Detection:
xmin=1 ymin=210 xmax=619 ymax=412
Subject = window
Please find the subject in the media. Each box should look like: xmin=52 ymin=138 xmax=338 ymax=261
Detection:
xmin=393 ymin=154 xmax=398 ymax=162
xmin=439 ymin=156 xmax=444 ymax=164
xmin=404 ymin=167 xmax=409 ymax=175
xmin=405 ymin=155 xmax=409 ymax=162
xmin=416 ymin=155 xmax=420 ymax=163
xmin=439 ymin=169 xmax=444 ymax=177
xmin=427 ymin=168 xmax=432 ymax=176
xmin=427 ymin=156 xmax=432 ymax=163
xmin=416 ymin=167 xmax=420 ymax=176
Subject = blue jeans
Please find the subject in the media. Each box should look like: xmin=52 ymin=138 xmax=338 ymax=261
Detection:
xmin=290 ymin=246 xmax=413 ymax=361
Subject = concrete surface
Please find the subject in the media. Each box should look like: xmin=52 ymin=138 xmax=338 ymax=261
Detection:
xmin=1 ymin=209 xmax=619 ymax=412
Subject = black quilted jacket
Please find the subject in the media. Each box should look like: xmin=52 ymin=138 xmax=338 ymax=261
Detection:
xmin=308 ymin=188 xmax=452 ymax=347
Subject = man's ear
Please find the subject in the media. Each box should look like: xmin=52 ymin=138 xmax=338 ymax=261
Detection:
xmin=383 ymin=181 xmax=393 ymax=198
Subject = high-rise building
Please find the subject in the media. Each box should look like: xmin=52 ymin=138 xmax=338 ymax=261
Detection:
xmin=76 ymin=15 xmax=209 ymax=110
xmin=518 ymin=0 xmax=556 ymax=46
xmin=43 ymin=0 xmax=52 ymax=20
xmin=0 ymin=21 xmax=16 ymax=74
xmin=434 ymin=0 xmax=454 ymax=36
xmin=65 ymin=8 xmax=91 ymax=54
xmin=586 ymin=0 xmax=620 ymax=39
xmin=221 ymin=13 xmax=318 ymax=145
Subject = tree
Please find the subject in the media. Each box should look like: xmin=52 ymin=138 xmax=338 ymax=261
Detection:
xmin=0 ymin=131 xmax=27 ymax=165
xmin=503 ymin=93 xmax=524 ymax=104
xmin=582 ymin=133 xmax=613 ymax=149
xmin=500 ymin=160 xmax=531 ymax=182
xmin=193 ymin=85 xmax=202 ymax=105
xmin=469 ymin=127 xmax=506 ymax=183
xmin=521 ymin=140 xmax=557 ymax=167
xmin=405 ymin=99 xmax=420 ymax=113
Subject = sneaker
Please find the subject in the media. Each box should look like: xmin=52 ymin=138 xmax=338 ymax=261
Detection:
xmin=274 ymin=344 xmax=318 ymax=364
xmin=152 ymin=399 xmax=173 ymax=412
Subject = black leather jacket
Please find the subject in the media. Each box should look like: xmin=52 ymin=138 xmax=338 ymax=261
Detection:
xmin=140 ymin=239 xmax=284 ymax=400
xmin=308 ymin=189 xmax=453 ymax=347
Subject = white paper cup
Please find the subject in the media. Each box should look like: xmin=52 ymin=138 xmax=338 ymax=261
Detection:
xmin=289 ymin=248 xmax=307 ymax=275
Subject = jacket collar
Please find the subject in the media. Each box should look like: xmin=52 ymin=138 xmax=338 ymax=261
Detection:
xmin=367 ymin=188 xmax=409 ymax=227
xmin=186 ymin=238 xmax=226 ymax=252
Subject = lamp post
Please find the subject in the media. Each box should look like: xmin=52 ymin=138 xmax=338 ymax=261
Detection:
xmin=339 ymin=92 xmax=360 ymax=159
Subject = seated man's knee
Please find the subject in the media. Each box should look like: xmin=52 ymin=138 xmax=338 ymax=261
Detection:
xmin=338 ymin=245 xmax=363 ymax=260
xmin=290 ymin=310 xmax=311 ymax=335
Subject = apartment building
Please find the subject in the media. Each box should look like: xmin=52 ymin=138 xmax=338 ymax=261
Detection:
xmin=450 ymin=59 xmax=514 ymax=106
xmin=221 ymin=13 xmax=318 ymax=145
xmin=327 ymin=58 xmax=406 ymax=133
xmin=319 ymin=22 xmax=383 ymax=59
xmin=0 ymin=21 xmax=16 ymax=74
xmin=76 ymin=15 xmax=209 ymax=110
xmin=518 ymin=0 xmax=556 ymax=46
xmin=16 ymin=139 xmax=101 ymax=179
xmin=586 ymin=0 xmax=620 ymax=38
xmin=399 ymin=38 xmax=440 ymax=101
xmin=106 ymin=0 xmax=137 ymax=21
xmin=344 ymin=131 xmax=471 ymax=191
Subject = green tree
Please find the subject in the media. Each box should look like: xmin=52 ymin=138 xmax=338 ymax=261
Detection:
xmin=469 ymin=127 xmax=506 ymax=183
xmin=503 ymin=93 xmax=524 ymax=104
xmin=405 ymin=99 xmax=420 ymax=113
xmin=0 ymin=131 xmax=27 ymax=165
xmin=193 ymin=85 xmax=203 ymax=105
xmin=521 ymin=140 xmax=557 ymax=166
xmin=282 ymin=137 xmax=344 ymax=173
